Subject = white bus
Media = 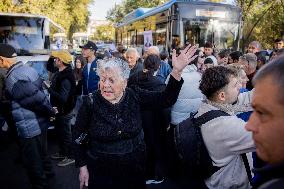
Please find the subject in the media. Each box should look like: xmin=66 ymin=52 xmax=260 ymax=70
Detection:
xmin=0 ymin=12 xmax=64 ymax=80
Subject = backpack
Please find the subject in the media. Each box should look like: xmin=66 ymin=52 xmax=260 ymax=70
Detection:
xmin=167 ymin=110 xmax=230 ymax=179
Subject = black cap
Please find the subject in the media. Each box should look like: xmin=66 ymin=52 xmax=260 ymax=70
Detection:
xmin=0 ymin=44 xmax=17 ymax=58
xmin=79 ymin=41 xmax=98 ymax=51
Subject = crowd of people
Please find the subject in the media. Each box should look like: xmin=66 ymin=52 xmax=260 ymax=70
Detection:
xmin=0 ymin=38 xmax=283 ymax=189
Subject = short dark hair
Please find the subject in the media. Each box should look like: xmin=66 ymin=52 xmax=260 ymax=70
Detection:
xmin=218 ymin=50 xmax=230 ymax=59
xmin=160 ymin=51 xmax=169 ymax=61
xmin=204 ymin=42 xmax=213 ymax=48
xmin=204 ymin=57 xmax=213 ymax=64
xmin=229 ymin=51 xmax=243 ymax=63
xmin=253 ymin=54 xmax=284 ymax=104
xmin=143 ymin=54 xmax=160 ymax=72
xmin=274 ymin=38 xmax=283 ymax=43
xmin=199 ymin=66 xmax=238 ymax=100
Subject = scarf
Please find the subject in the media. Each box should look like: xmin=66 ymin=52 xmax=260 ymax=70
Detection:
xmin=205 ymin=99 xmax=253 ymax=115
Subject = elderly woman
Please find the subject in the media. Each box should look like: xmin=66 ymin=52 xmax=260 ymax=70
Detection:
xmin=73 ymin=45 xmax=197 ymax=189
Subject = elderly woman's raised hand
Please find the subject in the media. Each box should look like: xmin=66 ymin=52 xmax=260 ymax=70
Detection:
xmin=171 ymin=44 xmax=198 ymax=80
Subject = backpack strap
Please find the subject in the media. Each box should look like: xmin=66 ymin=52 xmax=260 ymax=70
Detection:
xmin=194 ymin=110 xmax=253 ymax=183
xmin=193 ymin=110 xmax=230 ymax=127
xmin=241 ymin=153 xmax=253 ymax=185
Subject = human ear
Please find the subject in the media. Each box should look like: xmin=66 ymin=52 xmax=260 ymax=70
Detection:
xmin=217 ymin=91 xmax=226 ymax=102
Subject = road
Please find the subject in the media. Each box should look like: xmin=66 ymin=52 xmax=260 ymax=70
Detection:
xmin=0 ymin=129 xmax=205 ymax=189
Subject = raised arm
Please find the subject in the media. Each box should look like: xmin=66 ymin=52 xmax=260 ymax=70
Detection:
xmin=136 ymin=44 xmax=198 ymax=110
xmin=170 ymin=44 xmax=198 ymax=80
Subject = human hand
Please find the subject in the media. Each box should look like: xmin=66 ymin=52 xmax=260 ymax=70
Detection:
xmin=172 ymin=44 xmax=198 ymax=73
xmin=43 ymin=80 xmax=51 ymax=88
xmin=53 ymin=107 xmax=58 ymax=114
xmin=79 ymin=166 xmax=89 ymax=189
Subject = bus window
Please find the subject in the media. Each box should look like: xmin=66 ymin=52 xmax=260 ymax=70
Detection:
xmin=183 ymin=19 xmax=239 ymax=49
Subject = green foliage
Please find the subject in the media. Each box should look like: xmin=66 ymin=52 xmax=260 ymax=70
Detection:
xmin=93 ymin=24 xmax=115 ymax=41
xmin=237 ymin=0 xmax=284 ymax=49
xmin=106 ymin=0 xmax=166 ymax=23
xmin=0 ymin=0 xmax=93 ymax=39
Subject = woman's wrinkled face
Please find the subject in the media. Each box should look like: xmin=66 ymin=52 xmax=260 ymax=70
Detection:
xmin=99 ymin=67 xmax=126 ymax=104
xmin=76 ymin=59 xmax=82 ymax=69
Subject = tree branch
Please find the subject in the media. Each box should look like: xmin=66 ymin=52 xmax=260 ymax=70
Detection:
xmin=244 ymin=2 xmax=276 ymax=42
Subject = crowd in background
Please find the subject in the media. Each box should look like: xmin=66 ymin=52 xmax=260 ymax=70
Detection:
xmin=0 ymin=37 xmax=284 ymax=189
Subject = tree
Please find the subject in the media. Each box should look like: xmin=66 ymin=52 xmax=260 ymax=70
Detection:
xmin=106 ymin=0 xmax=166 ymax=23
xmin=237 ymin=0 xmax=284 ymax=49
xmin=93 ymin=24 xmax=115 ymax=41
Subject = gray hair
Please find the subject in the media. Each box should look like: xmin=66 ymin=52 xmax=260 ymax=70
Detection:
xmin=125 ymin=48 xmax=139 ymax=57
xmin=147 ymin=46 xmax=160 ymax=55
xmin=253 ymin=54 xmax=284 ymax=104
xmin=249 ymin=41 xmax=262 ymax=50
xmin=226 ymin=64 xmax=245 ymax=78
xmin=96 ymin=58 xmax=130 ymax=80
xmin=240 ymin=53 xmax=258 ymax=71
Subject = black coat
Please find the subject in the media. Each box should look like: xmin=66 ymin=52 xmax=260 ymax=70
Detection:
xmin=255 ymin=162 xmax=284 ymax=189
xmin=73 ymin=75 xmax=183 ymax=188
xmin=49 ymin=66 xmax=76 ymax=115
xmin=128 ymin=71 xmax=170 ymax=178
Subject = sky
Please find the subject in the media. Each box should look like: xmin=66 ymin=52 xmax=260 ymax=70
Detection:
xmin=90 ymin=0 xmax=123 ymax=20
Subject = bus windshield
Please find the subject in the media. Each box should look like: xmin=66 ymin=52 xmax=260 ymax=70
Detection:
xmin=0 ymin=16 xmax=46 ymax=51
xmin=183 ymin=19 xmax=239 ymax=49
xmin=179 ymin=2 xmax=241 ymax=49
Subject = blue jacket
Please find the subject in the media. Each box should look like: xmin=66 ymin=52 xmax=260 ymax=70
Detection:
xmin=5 ymin=62 xmax=55 ymax=138
xmin=82 ymin=58 xmax=100 ymax=95
xmin=237 ymin=88 xmax=252 ymax=122
xmin=156 ymin=60 xmax=172 ymax=83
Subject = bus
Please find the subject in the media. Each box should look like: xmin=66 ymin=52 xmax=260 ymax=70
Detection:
xmin=0 ymin=12 xmax=64 ymax=80
xmin=72 ymin=32 xmax=89 ymax=54
xmin=115 ymin=0 xmax=242 ymax=55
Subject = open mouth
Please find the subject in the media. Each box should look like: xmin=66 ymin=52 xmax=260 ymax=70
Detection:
xmin=103 ymin=91 xmax=113 ymax=96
